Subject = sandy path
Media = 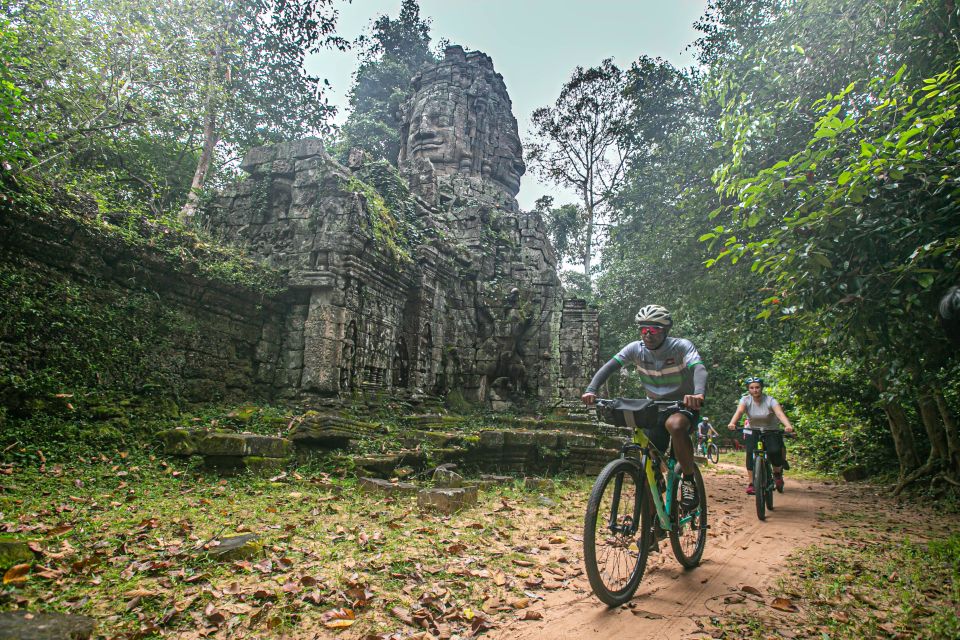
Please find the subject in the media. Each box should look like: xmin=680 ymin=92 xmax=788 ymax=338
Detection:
xmin=489 ymin=463 xmax=838 ymax=640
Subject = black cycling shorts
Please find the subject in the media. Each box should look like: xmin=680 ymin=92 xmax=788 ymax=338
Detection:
xmin=645 ymin=407 xmax=698 ymax=455
xmin=745 ymin=429 xmax=786 ymax=469
xmin=599 ymin=399 xmax=696 ymax=455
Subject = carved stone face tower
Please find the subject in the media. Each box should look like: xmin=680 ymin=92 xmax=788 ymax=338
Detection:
xmin=399 ymin=45 xmax=526 ymax=198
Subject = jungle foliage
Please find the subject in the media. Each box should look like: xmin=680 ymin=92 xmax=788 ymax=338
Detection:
xmin=2 ymin=0 xmax=344 ymax=220
xmin=550 ymin=0 xmax=960 ymax=485
xmin=332 ymin=0 xmax=438 ymax=164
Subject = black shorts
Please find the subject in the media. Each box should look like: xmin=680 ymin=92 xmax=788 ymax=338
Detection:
xmin=745 ymin=429 xmax=786 ymax=469
xmin=599 ymin=400 xmax=696 ymax=455
xmin=645 ymin=407 xmax=697 ymax=455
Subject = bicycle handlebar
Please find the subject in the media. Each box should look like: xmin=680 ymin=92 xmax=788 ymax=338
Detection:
xmin=594 ymin=398 xmax=685 ymax=409
xmin=731 ymin=427 xmax=796 ymax=438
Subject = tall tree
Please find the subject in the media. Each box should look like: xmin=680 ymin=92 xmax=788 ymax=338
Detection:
xmin=179 ymin=0 xmax=345 ymax=222
xmin=335 ymin=0 xmax=436 ymax=164
xmin=701 ymin=0 xmax=960 ymax=484
xmin=3 ymin=0 xmax=344 ymax=220
xmin=526 ymin=59 xmax=636 ymax=287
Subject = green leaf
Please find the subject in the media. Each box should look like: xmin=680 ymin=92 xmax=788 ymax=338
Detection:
xmin=837 ymin=171 xmax=852 ymax=186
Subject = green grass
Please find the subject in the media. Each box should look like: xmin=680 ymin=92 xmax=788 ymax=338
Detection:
xmin=0 ymin=455 xmax=592 ymax=637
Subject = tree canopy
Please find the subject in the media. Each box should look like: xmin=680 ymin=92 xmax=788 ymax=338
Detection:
xmin=333 ymin=0 xmax=437 ymax=164
xmin=558 ymin=0 xmax=960 ymax=486
xmin=3 ymin=0 xmax=344 ymax=220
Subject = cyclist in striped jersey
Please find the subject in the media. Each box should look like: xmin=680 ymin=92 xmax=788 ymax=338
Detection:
xmin=582 ymin=305 xmax=707 ymax=509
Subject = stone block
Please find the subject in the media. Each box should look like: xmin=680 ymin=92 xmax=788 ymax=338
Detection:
xmin=156 ymin=428 xmax=203 ymax=456
xmin=0 ymin=611 xmax=96 ymax=640
xmin=203 ymin=455 xmax=288 ymax=476
xmin=198 ymin=433 xmax=292 ymax=458
xmin=432 ymin=467 xmax=463 ymax=488
xmin=289 ymin=138 xmax=327 ymax=158
xmin=417 ymin=487 xmax=478 ymax=514
xmin=523 ymin=477 xmax=552 ymax=491
xmin=358 ymin=477 xmax=418 ymax=496
xmin=479 ymin=430 xmax=505 ymax=449
xmin=289 ymin=411 xmax=385 ymax=446
xmin=841 ymin=465 xmax=868 ymax=482
xmin=240 ymin=145 xmax=277 ymax=173
xmin=201 ymin=534 xmax=262 ymax=562
xmin=271 ymin=158 xmax=296 ymax=177
xmin=504 ymin=430 xmax=536 ymax=447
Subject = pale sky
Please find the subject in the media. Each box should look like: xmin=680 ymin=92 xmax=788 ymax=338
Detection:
xmin=306 ymin=0 xmax=710 ymax=211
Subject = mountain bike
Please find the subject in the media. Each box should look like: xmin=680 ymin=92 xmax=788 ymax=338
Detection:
xmin=738 ymin=428 xmax=794 ymax=520
xmin=698 ymin=436 xmax=719 ymax=465
xmin=583 ymin=398 xmax=708 ymax=607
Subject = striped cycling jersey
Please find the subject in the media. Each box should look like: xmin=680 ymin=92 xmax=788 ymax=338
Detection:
xmin=613 ymin=337 xmax=704 ymax=399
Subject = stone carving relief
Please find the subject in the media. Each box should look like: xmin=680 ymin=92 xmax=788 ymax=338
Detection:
xmin=207 ymin=46 xmax=598 ymax=409
xmin=399 ymin=45 xmax=526 ymax=198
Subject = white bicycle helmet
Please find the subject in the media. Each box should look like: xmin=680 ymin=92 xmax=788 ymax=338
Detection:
xmin=634 ymin=304 xmax=673 ymax=328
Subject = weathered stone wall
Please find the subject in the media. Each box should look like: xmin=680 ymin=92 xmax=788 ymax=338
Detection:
xmin=203 ymin=46 xmax=598 ymax=409
xmin=0 ymin=207 xmax=288 ymax=405
xmin=559 ymin=300 xmax=601 ymax=402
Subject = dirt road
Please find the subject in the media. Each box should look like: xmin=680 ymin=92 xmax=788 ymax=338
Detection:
xmin=489 ymin=463 xmax=839 ymax=640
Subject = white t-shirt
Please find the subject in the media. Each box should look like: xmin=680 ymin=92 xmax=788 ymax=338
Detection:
xmin=739 ymin=394 xmax=781 ymax=429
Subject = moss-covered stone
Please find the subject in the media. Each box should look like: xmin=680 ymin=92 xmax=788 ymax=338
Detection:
xmin=225 ymin=405 xmax=258 ymax=425
xmin=199 ymin=433 xmax=292 ymax=458
xmin=0 ymin=538 xmax=34 ymax=570
xmin=201 ymin=534 xmax=263 ymax=561
xmin=157 ymin=428 xmax=203 ymax=456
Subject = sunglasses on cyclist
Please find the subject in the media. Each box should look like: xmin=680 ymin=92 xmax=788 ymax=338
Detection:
xmin=639 ymin=325 xmax=665 ymax=336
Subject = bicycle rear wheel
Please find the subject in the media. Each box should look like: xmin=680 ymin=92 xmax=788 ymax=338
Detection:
xmin=669 ymin=464 xmax=707 ymax=568
xmin=707 ymin=443 xmax=719 ymax=465
xmin=583 ymin=458 xmax=653 ymax=607
xmin=753 ymin=456 xmax=767 ymax=520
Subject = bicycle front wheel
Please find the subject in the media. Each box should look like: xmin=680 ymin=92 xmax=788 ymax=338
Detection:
xmin=753 ymin=456 xmax=767 ymax=521
xmin=707 ymin=443 xmax=719 ymax=465
xmin=583 ymin=458 xmax=653 ymax=607
xmin=765 ymin=462 xmax=775 ymax=511
xmin=669 ymin=464 xmax=708 ymax=568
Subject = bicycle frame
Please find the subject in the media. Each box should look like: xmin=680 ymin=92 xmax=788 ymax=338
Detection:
xmin=620 ymin=428 xmax=690 ymax=533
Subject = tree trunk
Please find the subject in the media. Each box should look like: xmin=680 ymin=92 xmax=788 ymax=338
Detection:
xmin=934 ymin=392 xmax=960 ymax=476
xmin=179 ymin=48 xmax=222 ymax=225
xmin=918 ymin=390 xmax=948 ymax=465
xmin=583 ymin=188 xmax=593 ymax=289
xmin=883 ymin=400 xmax=920 ymax=478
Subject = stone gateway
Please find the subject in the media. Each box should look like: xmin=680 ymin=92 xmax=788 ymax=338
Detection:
xmin=207 ymin=46 xmax=598 ymax=409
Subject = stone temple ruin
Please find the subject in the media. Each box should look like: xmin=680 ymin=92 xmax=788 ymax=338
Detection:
xmin=207 ymin=46 xmax=598 ymax=410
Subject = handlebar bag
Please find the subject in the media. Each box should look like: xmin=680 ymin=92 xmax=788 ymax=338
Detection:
xmin=599 ymin=398 xmax=659 ymax=429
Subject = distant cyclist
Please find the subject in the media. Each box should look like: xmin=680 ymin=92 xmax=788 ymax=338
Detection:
xmin=697 ymin=416 xmax=718 ymax=452
xmin=726 ymin=377 xmax=794 ymax=494
xmin=582 ymin=304 xmax=707 ymax=510
xmin=940 ymin=285 xmax=960 ymax=346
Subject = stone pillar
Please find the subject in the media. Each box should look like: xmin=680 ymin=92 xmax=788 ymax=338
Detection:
xmin=558 ymin=299 xmax=599 ymax=401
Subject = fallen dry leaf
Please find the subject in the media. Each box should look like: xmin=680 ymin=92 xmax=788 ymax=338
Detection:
xmin=322 ymin=607 xmax=356 ymax=628
xmin=520 ymin=610 xmax=543 ymax=620
xmin=770 ymin=597 xmax=798 ymax=612
xmin=741 ymin=585 xmax=762 ymax=596
xmin=3 ymin=563 xmax=30 ymax=585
